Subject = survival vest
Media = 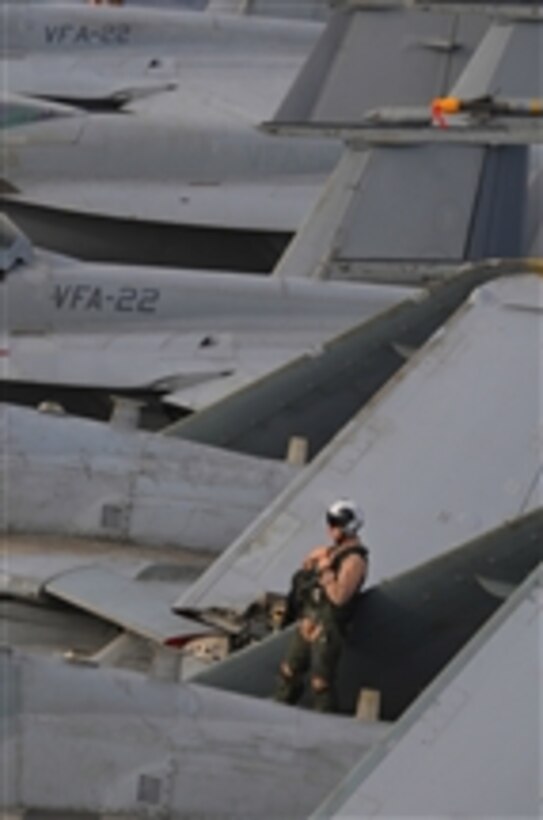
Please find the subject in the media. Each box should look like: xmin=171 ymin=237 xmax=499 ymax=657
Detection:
xmin=284 ymin=544 xmax=368 ymax=628
xmin=320 ymin=543 xmax=369 ymax=628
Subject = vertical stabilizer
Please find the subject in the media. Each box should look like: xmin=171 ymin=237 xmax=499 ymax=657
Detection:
xmin=273 ymin=12 xmax=540 ymax=282
xmin=273 ymin=4 xmax=490 ymax=125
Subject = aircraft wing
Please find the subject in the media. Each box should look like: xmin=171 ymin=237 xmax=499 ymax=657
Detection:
xmin=311 ymin=563 xmax=542 ymax=818
xmin=173 ymin=270 xmax=543 ymax=616
xmin=44 ymin=565 xmax=214 ymax=645
xmin=186 ymin=524 xmax=541 ymax=818
xmin=0 ymin=392 xmax=297 ymax=647
xmin=167 ymin=260 xmax=522 ymax=457
xmin=1 ymin=402 xmax=295 ymax=552
xmin=1 ymin=646 xmax=384 ymax=819
xmin=188 ymin=509 xmax=542 ymax=718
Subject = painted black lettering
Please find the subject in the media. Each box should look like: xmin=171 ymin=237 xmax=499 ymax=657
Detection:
xmin=53 ymin=284 xmax=72 ymax=309
xmin=101 ymin=25 xmax=116 ymax=45
xmin=86 ymin=287 xmax=103 ymax=311
xmin=117 ymin=24 xmax=131 ymax=45
xmin=70 ymin=285 xmax=91 ymax=309
xmin=116 ymin=287 xmax=137 ymax=312
xmin=45 ymin=24 xmax=73 ymax=45
xmin=45 ymin=26 xmax=60 ymax=45
xmin=138 ymin=288 xmax=160 ymax=314
xmin=74 ymin=26 xmax=91 ymax=45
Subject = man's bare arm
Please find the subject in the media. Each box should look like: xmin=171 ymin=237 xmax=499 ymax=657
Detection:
xmin=320 ymin=555 xmax=366 ymax=606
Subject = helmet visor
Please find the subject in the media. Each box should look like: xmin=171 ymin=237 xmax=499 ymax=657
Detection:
xmin=326 ymin=512 xmax=348 ymax=529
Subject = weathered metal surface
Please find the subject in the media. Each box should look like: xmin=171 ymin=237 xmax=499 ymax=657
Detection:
xmin=189 ymin=508 xmax=541 ymax=721
xmin=0 ymin=4 xmax=333 ymax=269
xmin=312 ymin=565 xmax=542 ymax=818
xmin=169 ymin=263 xmax=529 ymax=459
xmin=274 ymin=5 xmax=489 ymax=125
xmin=45 ymin=566 xmax=213 ymax=643
xmin=174 ymin=272 xmax=543 ymax=612
xmin=0 ymin=404 xmax=296 ymax=552
xmin=0 ymin=224 xmax=414 ymax=411
xmin=0 ymin=648 xmax=387 ymax=817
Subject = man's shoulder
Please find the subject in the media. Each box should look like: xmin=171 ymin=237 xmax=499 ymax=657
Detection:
xmin=306 ymin=544 xmax=332 ymax=560
xmin=341 ymin=541 xmax=369 ymax=560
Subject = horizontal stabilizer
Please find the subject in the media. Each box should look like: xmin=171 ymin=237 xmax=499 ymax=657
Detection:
xmin=45 ymin=566 xmax=212 ymax=643
xmin=167 ymin=261 xmax=507 ymax=458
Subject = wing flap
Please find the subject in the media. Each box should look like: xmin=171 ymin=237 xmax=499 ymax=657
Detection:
xmin=45 ymin=566 xmax=211 ymax=644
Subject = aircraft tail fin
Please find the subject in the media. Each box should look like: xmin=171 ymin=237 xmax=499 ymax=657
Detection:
xmin=272 ymin=12 xmax=540 ymax=282
xmin=273 ymin=140 xmax=531 ymax=283
xmin=273 ymin=3 xmax=491 ymax=127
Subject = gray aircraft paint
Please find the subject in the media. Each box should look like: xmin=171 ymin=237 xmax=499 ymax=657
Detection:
xmin=169 ymin=259 xmax=522 ymax=447
xmin=0 ymin=646 xmax=387 ymax=817
xmin=273 ymin=4 xmax=490 ymax=125
xmin=0 ymin=220 xmax=415 ymax=406
xmin=271 ymin=13 xmax=542 ymax=282
xmin=312 ymin=565 xmax=542 ymax=819
xmin=0 ymin=4 xmax=334 ymax=267
xmin=207 ymin=0 xmax=331 ymax=19
xmin=1 ymin=6 xmax=540 ymax=812
xmin=0 ymin=403 xmax=296 ymax=552
xmin=2 ymin=3 xmax=321 ymax=56
xmin=174 ymin=271 xmax=543 ymax=614
xmin=189 ymin=509 xmax=542 ymax=719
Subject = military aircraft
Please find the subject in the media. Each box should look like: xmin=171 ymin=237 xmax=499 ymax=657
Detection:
xmin=268 ymin=0 xmax=543 ymax=283
xmin=2 ymin=252 xmax=511 ymax=573
xmin=0 ymin=643 xmax=389 ymax=818
xmin=1 ymin=401 xmax=297 ymax=552
xmin=311 ymin=564 xmax=541 ymax=819
xmin=172 ymin=268 xmax=542 ymax=642
xmin=2 ymin=0 xmax=539 ymax=642
xmin=0 ymin=212 xmax=415 ymax=422
xmin=1 ymin=5 xmax=541 ymax=816
xmin=1 ymin=268 xmax=541 ymax=815
xmin=2 ymin=263 xmax=541 ymax=669
xmin=0 ymin=91 xmax=337 ymax=271
xmin=1 ymin=2 xmax=333 ymax=269
xmin=1 ymin=0 xmax=519 ymax=270
xmin=2 ymin=0 xmax=541 ymax=419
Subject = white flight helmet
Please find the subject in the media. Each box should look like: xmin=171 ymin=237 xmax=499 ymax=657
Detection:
xmin=326 ymin=499 xmax=364 ymax=536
